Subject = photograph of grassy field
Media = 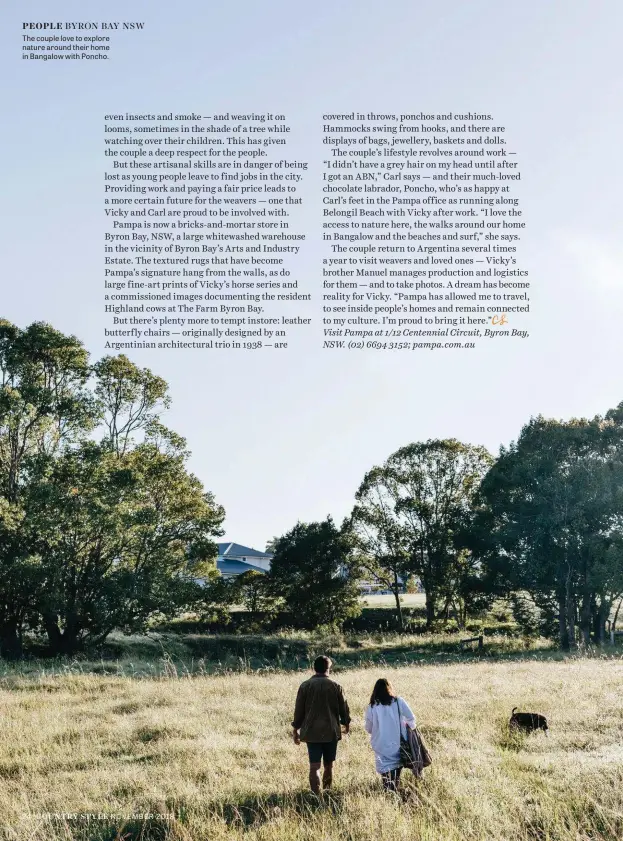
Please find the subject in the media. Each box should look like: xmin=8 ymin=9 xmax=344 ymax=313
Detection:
xmin=1 ymin=638 xmax=623 ymax=841
xmin=2 ymin=323 xmax=623 ymax=840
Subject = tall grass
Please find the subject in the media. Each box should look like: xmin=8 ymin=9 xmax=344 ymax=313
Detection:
xmin=1 ymin=653 xmax=623 ymax=840
xmin=0 ymin=627 xmax=555 ymax=682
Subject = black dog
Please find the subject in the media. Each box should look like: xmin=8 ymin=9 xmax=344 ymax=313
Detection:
xmin=509 ymin=707 xmax=548 ymax=735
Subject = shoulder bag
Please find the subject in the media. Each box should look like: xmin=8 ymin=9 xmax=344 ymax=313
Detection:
xmin=397 ymin=698 xmax=433 ymax=773
xmin=396 ymin=698 xmax=416 ymax=769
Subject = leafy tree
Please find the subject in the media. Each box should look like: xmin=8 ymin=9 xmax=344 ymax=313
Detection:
xmin=0 ymin=321 xmax=226 ymax=658
xmin=267 ymin=517 xmax=361 ymax=629
xmin=476 ymin=415 xmax=623 ymax=649
xmin=93 ymin=355 xmax=170 ymax=455
xmin=386 ymin=440 xmax=493 ymax=628
xmin=193 ymin=574 xmax=240 ymax=625
xmin=27 ymin=426 xmax=224 ymax=655
xmin=234 ymin=569 xmax=281 ymax=614
xmin=350 ymin=465 xmax=411 ymax=629
xmin=442 ymin=547 xmax=497 ymax=628
xmin=0 ymin=321 xmax=93 ymax=657
xmin=351 ymin=440 xmax=493 ymax=630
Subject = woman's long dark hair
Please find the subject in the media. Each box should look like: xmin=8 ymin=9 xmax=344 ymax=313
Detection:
xmin=370 ymin=678 xmax=396 ymax=706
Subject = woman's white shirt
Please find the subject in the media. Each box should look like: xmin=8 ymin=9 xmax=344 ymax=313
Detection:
xmin=364 ymin=697 xmax=416 ymax=774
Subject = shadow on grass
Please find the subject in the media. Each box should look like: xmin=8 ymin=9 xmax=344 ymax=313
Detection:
xmin=215 ymin=789 xmax=349 ymax=829
xmin=33 ymin=783 xmax=412 ymax=841
xmin=210 ymin=774 xmax=426 ymax=829
xmin=23 ymin=816 xmax=175 ymax=841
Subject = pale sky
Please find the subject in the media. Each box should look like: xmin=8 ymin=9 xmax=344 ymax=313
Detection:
xmin=2 ymin=0 xmax=622 ymax=550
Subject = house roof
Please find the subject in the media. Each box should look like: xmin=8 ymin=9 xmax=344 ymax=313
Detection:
xmin=217 ymin=542 xmax=272 ymax=559
xmin=217 ymin=558 xmax=268 ymax=575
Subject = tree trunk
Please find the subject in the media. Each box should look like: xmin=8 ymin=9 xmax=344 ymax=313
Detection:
xmin=579 ymin=593 xmax=592 ymax=648
xmin=567 ymin=596 xmax=577 ymax=650
xmin=450 ymin=599 xmax=466 ymax=630
xmin=59 ymin=626 xmax=81 ymax=656
xmin=558 ymin=589 xmax=570 ymax=651
xmin=425 ymin=591 xmax=436 ymax=630
xmin=440 ymin=596 xmax=452 ymax=626
xmin=459 ymin=599 xmax=467 ymax=630
xmin=593 ymin=600 xmax=608 ymax=645
xmin=392 ymin=571 xmax=404 ymax=631
xmin=565 ymin=574 xmax=577 ymax=651
xmin=612 ymin=598 xmax=623 ymax=633
xmin=60 ymin=605 xmax=83 ymax=656
xmin=43 ymin=612 xmax=82 ymax=656
xmin=597 ymin=609 xmax=607 ymax=645
xmin=0 ymin=620 xmax=22 ymax=660
xmin=43 ymin=612 xmax=63 ymax=656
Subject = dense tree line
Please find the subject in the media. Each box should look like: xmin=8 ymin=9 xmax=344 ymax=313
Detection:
xmin=266 ymin=425 xmax=623 ymax=651
xmin=2 ymin=319 xmax=623 ymax=657
xmin=475 ymin=414 xmax=623 ymax=648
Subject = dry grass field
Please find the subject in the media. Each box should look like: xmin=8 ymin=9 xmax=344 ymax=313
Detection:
xmin=1 ymin=654 xmax=623 ymax=841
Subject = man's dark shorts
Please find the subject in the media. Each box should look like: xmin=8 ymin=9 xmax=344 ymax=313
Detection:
xmin=306 ymin=740 xmax=338 ymax=764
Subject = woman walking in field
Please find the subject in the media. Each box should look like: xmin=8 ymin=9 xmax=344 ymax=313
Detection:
xmin=364 ymin=678 xmax=416 ymax=792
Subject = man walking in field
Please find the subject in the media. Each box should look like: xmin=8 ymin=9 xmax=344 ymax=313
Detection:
xmin=291 ymin=655 xmax=351 ymax=794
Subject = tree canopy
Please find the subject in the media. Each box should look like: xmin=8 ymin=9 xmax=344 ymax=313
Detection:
xmin=267 ymin=517 xmax=361 ymax=629
xmin=351 ymin=439 xmax=493 ymax=629
xmin=476 ymin=414 xmax=623 ymax=648
xmin=0 ymin=320 xmax=224 ymax=657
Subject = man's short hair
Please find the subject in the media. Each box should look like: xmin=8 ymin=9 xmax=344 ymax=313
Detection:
xmin=314 ymin=655 xmax=332 ymax=674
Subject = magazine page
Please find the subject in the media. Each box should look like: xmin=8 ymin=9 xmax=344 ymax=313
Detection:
xmin=2 ymin=1 xmax=622 ymax=839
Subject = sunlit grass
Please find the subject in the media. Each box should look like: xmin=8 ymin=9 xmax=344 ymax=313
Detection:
xmin=360 ymin=592 xmax=427 ymax=608
xmin=1 ymin=654 xmax=623 ymax=840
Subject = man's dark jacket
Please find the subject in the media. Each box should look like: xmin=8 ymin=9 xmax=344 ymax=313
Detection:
xmin=292 ymin=674 xmax=350 ymax=742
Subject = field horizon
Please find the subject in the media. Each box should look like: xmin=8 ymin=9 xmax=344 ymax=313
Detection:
xmin=1 ymin=649 xmax=623 ymax=841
